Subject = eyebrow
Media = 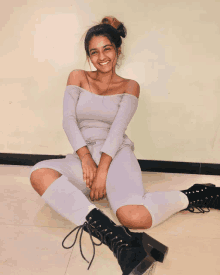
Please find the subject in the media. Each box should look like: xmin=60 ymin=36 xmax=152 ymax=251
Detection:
xmin=89 ymin=44 xmax=113 ymax=52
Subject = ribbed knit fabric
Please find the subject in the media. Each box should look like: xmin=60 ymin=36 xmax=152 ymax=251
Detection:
xmin=143 ymin=190 xmax=189 ymax=228
xmin=41 ymin=175 xmax=97 ymax=225
xmin=41 ymin=174 xmax=189 ymax=229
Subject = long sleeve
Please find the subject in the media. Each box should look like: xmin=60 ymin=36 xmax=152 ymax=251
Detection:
xmin=62 ymin=85 xmax=87 ymax=152
xmin=100 ymin=94 xmax=139 ymax=159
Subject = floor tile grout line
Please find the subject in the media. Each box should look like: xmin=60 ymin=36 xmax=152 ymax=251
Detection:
xmin=64 ymin=246 xmax=74 ymax=275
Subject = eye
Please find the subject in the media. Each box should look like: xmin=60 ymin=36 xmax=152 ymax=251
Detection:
xmin=90 ymin=51 xmax=97 ymax=55
xmin=104 ymin=48 xmax=111 ymax=51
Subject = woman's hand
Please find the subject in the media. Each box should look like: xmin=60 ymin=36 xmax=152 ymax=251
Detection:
xmin=81 ymin=154 xmax=98 ymax=188
xmin=89 ymin=169 xmax=108 ymax=201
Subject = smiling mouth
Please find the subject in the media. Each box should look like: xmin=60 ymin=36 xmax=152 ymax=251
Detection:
xmin=99 ymin=61 xmax=110 ymax=66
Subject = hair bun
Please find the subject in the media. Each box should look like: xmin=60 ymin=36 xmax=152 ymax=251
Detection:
xmin=101 ymin=16 xmax=127 ymax=38
xmin=116 ymin=22 xmax=127 ymax=38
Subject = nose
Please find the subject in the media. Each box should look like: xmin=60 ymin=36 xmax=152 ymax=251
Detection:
xmin=98 ymin=50 xmax=106 ymax=61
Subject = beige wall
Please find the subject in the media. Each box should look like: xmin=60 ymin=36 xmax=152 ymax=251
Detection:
xmin=1 ymin=0 xmax=220 ymax=163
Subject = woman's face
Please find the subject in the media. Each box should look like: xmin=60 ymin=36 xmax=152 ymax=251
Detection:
xmin=88 ymin=35 xmax=120 ymax=72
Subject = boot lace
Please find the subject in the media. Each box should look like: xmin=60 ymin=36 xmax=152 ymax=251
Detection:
xmin=184 ymin=187 xmax=219 ymax=213
xmin=62 ymin=218 xmax=129 ymax=270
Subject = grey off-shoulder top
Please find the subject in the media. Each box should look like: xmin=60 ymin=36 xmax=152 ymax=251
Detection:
xmin=62 ymin=85 xmax=139 ymax=159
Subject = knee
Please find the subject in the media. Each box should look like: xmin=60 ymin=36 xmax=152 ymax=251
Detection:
xmin=30 ymin=168 xmax=47 ymax=186
xmin=116 ymin=210 xmax=136 ymax=229
xmin=116 ymin=205 xmax=152 ymax=229
xmin=30 ymin=168 xmax=62 ymax=196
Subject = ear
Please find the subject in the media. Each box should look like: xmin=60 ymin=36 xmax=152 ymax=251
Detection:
xmin=117 ymin=47 xmax=121 ymax=57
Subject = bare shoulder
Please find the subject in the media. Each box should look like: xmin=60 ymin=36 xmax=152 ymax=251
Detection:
xmin=67 ymin=69 xmax=84 ymax=86
xmin=125 ymin=79 xmax=140 ymax=99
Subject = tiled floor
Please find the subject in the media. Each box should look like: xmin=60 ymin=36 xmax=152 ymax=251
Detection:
xmin=0 ymin=164 xmax=220 ymax=275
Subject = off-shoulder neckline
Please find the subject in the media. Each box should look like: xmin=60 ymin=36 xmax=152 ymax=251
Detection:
xmin=66 ymin=85 xmax=139 ymax=99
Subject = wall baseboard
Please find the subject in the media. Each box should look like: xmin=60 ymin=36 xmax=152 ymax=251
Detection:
xmin=0 ymin=153 xmax=220 ymax=175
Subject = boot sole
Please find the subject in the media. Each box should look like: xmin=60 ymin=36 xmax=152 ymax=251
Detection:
xmin=142 ymin=233 xmax=168 ymax=263
xmin=128 ymin=254 xmax=157 ymax=275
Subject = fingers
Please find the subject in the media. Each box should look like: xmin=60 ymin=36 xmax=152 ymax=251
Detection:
xmin=83 ymin=169 xmax=96 ymax=188
xmin=103 ymin=188 xmax=107 ymax=199
xmin=99 ymin=189 xmax=106 ymax=200
xmin=90 ymin=188 xmax=106 ymax=201
xmin=82 ymin=157 xmax=98 ymax=188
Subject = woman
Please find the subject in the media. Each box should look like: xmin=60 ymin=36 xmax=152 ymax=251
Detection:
xmin=30 ymin=16 xmax=220 ymax=275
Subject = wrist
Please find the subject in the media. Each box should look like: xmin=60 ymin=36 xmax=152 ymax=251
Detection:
xmin=81 ymin=152 xmax=91 ymax=161
xmin=98 ymin=153 xmax=112 ymax=171
xmin=97 ymin=165 xmax=109 ymax=172
xmin=76 ymin=146 xmax=91 ymax=160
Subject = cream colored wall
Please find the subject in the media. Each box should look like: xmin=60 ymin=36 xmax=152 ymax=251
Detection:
xmin=1 ymin=0 xmax=220 ymax=163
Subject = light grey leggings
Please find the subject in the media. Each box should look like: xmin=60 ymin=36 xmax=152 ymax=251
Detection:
xmin=29 ymin=142 xmax=188 ymax=227
xmin=30 ymin=143 xmax=145 ymax=214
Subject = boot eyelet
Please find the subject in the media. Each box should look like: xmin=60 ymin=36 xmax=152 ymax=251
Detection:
xmin=201 ymin=189 xmax=203 ymax=191
xmin=189 ymin=192 xmax=191 ymax=194
xmin=98 ymin=225 xmax=102 ymax=228
xmin=89 ymin=217 xmax=92 ymax=220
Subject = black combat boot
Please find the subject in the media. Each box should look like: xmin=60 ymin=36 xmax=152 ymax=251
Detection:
xmin=62 ymin=208 xmax=168 ymax=275
xmin=181 ymin=183 xmax=220 ymax=213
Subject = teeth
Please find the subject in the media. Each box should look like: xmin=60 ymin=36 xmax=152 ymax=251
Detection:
xmin=100 ymin=61 xmax=109 ymax=65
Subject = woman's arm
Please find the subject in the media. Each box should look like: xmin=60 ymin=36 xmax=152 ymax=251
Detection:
xmin=98 ymin=80 xmax=140 ymax=170
xmin=98 ymin=152 xmax=113 ymax=172
xmin=65 ymin=70 xmax=93 ymax=160
xmin=63 ymin=85 xmax=88 ymax=153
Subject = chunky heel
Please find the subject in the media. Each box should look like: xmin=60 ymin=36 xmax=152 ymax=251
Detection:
xmin=129 ymin=254 xmax=157 ymax=275
xmin=142 ymin=233 xmax=168 ymax=263
xmin=64 ymin=208 xmax=160 ymax=275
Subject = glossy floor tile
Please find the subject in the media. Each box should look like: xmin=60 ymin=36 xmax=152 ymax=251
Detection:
xmin=0 ymin=164 xmax=220 ymax=275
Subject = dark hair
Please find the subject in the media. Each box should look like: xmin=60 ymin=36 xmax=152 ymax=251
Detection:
xmin=84 ymin=17 xmax=127 ymax=57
